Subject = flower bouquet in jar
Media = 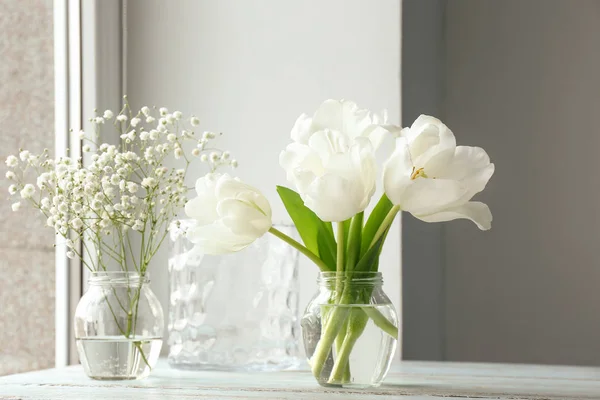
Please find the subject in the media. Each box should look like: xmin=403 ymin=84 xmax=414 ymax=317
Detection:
xmin=5 ymin=97 xmax=236 ymax=380
xmin=184 ymin=99 xmax=494 ymax=387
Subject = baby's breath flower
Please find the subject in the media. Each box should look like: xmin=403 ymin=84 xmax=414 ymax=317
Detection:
xmin=132 ymin=220 xmax=144 ymax=231
xmin=66 ymin=251 xmax=76 ymax=259
xmin=19 ymin=150 xmax=30 ymax=162
xmin=70 ymin=217 xmax=83 ymax=229
xmin=40 ymin=197 xmax=51 ymax=209
xmin=5 ymin=102 xmax=236 ymax=272
xmin=11 ymin=202 xmax=21 ymax=212
xmin=20 ymin=184 xmax=35 ymax=199
xmin=202 ymin=131 xmax=215 ymax=140
xmin=141 ymin=177 xmax=156 ymax=188
xmin=231 ymin=159 xmax=239 ymax=168
xmin=221 ymin=151 xmax=230 ymax=160
xmin=5 ymin=155 xmax=18 ymax=167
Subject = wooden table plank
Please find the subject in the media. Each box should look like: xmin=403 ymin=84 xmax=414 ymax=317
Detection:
xmin=1 ymin=360 xmax=600 ymax=399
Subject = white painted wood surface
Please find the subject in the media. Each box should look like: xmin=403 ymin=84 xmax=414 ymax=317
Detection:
xmin=2 ymin=360 xmax=600 ymax=399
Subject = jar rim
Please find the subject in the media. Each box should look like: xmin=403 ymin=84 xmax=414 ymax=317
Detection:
xmin=317 ymin=271 xmax=383 ymax=284
xmin=88 ymin=271 xmax=149 ymax=285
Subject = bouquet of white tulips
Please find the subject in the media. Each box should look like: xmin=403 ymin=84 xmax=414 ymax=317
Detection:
xmin=184 ymin=99 xmax=494 ymax=386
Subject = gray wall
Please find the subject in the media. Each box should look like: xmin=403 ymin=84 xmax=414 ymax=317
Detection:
xmin=0 ymin=0 xmax=55 ymax=375
xmin=401 ymin=0 xmax=446 ymax=361
xmin=404 ymin=0 xmax=600 ymax=365
xmin=444 ymin=0 xmax=600 ymax=365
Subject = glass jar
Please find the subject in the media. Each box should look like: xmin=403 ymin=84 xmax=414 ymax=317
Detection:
xmin=301 ymin=271 xmax=398 ymax=388
xmin=74 ymin=272 xmax=164 ymax=380
xmin=168 ymin=220 xmax=300 ymax=371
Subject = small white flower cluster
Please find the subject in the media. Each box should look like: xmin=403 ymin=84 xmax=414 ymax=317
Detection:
xmin=5 ymin=100 xmax=236 ymax=272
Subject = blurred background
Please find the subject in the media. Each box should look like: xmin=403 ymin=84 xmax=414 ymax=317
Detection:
xmin=1 ymin=0 xmax=600 ymax=376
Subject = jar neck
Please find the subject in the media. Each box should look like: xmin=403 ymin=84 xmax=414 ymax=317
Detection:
xmin=317 ymin=271 xmax=383 ymax=289
xmin=88 ymin=271 xmax=149 ymax=287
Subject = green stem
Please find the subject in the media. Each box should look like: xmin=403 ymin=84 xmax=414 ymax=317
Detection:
xmin=345 ymin=213 xmax=363 ymax=272
xmin=310 ymin=305 xmax=351 ymax=379
xmin=329 ymin=308 xmax=369 ymax=383
xmin=368 ymin=205 xmax=400 ymax=250
xmin=334 ymin=319 xmax=351 ymax=382
xmin=334 ymin=222 xmax=346 ymax=304
xmin=361 ymin=307 xmax=398 ymax=339
xmin=268 ymin=227 xmax=329 ymax=272
xmin=336 ymin=222 xmax=345 ymax=275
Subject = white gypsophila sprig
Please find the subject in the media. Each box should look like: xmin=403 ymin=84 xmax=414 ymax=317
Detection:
xmin=5 ymin=96 xmax=237 ymax=275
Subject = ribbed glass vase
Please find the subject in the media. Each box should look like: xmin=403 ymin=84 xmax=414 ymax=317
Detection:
xmin=168 ymin=220 xmax=301 ymax=371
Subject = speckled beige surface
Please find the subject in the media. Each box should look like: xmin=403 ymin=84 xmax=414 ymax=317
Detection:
xmin=0 ymin=0 xmax=55 ymax=376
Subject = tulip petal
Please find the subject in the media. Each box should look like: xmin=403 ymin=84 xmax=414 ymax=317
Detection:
xmin=217 ymin=198 xmax=272 ymax=237
xmin=304 ymin=174 xmax=364 ymax=222
xmin=279 ymin=143 xmax=324 ymax=183
xmin=401 ymin=178 xmax=468 ymax=215
xmin=311 ymin=99 xmax=359 ymax=134
xmin=187 ymin=222 xmax=255 ymax=255
xmin=185 ymin=175 xmax=219 ymax=224
xmin=433 ymin=146 xmax=495 ymax=201
xmin=383 ymin=137 xmax=414 ymax=205
xmin=308 ymin=129 xmax=351 ymax=161
xmin=440 ymin=146 xmax=491 ymax=180
xmin=290 ymin=113 xmax=313 ymax=144
xmin=411 ymin=122 xmax=456 ymax=167
xmin=414 ymin=201 xmax=492 ymax=230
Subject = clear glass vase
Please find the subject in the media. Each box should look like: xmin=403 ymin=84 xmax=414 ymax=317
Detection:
xmin=302 ymin=271 xmax=398 ymax=388
xmin=168 ymin=220 xmax=301 ymax=371
xmin=74 ymin=272 xmax=164 ymax=380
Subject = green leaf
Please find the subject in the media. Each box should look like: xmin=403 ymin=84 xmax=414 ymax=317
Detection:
xmin=360 ymin=194 xmax=393 ymax=258
xmin=345 ymin=212 xmax=363 ymax=272
xmin=276 ymin=186 xmax=337 ymax=266
xmin=317 ymin=227 xmax=337 ymax=271
xmin=355 ymin=229 xmax=386 ymax=273
xmin=343 ymin=219 xmax=351 ymax=248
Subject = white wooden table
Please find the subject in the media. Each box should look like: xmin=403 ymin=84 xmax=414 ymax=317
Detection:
xmin=2 ymin=360 xmax=600 ymax=399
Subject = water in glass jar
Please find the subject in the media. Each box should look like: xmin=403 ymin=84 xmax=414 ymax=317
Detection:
xmin=76 ymin=336 xmax=163 ymax=380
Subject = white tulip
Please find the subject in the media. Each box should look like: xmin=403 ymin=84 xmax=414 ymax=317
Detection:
xmin=279 ymin=99 xmax=394 ymax=222
xmin=185 ymin=173 xmax=272 ymax=255
xmin=289 ymin=99 xmax=396 ymax=149
xmin=383 ymin=115 xmax=494 ymax=230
